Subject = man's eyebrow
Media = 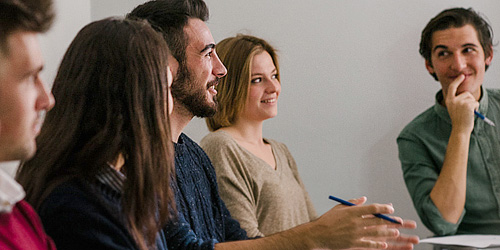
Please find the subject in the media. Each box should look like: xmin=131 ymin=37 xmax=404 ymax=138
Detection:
xmin=200 ymin=43 xmax=215 ymax=53
xmin=433 ymin=43 xmax=479 ymax=52
xmin=432 ymin=45 xmax=448 ymax=52
xmin=462 ymin=43 xmax=479 ymax=48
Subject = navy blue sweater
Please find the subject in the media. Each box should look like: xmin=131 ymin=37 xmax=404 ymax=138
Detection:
xmin=39 ymin=179 xmax=168 ymax=250
xmin=164 ymin=133 xmax=248 ymax=250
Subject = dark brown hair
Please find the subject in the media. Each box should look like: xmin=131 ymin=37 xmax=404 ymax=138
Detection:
xmin=127 ymin=0 xmax=209 ymax=69
xmin=0 ymin=0 xmax=54 ymax=53
xmin=420 ymin=7 xmax=494 ymax=80
xmin=206 ymin=34 xmax=279 ymax=131
xmin=16 ymin=18 xmax=174 ymax=250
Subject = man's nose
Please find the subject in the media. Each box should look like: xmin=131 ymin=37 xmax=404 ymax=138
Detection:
xmin=37 ymin=78 xmax=55 ymax=112
xmin=212 ymin=52 xmax=227 ymax=78
xmin=450 ymin=54 xmax=467 ymax=72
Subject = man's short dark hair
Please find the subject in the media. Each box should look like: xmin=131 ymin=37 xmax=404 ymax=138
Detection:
xmin=419 ymin=7 xmax=494 ymax=80
xmin=0 ymin=0 xmax=54 ymax=54
xmin=127 ymin=0 xmax=209 ymax=68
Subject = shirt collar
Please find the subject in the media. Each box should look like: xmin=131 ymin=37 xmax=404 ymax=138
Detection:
xmin=0 ymin=169 xmax=25 ymax=213
xmin=96 ymin=164 xmax=126 ymax=194
xmin=433 ymin=86 xmax=488 ymax=125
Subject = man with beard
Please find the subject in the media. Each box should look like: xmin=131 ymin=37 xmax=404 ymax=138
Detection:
xmin=129 ymin=1 xmax=419 ymax=249
xmin=0 ymin=0 xmax=56 ymax=248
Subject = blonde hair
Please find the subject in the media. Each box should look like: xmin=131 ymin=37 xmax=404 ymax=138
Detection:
xmin=206 ymin=34 xmax=279 ymax=131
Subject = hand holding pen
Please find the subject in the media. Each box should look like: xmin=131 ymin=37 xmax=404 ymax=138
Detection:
xmin=329 ymin=195 xmax=401 ymax=224
xmin=444 ymin=74 xmax=497 ymax=127
xmin=309 ymin=196 xmax=418 ymax=250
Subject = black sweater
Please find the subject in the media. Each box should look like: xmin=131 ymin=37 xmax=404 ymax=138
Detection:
xmin=39 ymin=179 xmax=168 ymax=250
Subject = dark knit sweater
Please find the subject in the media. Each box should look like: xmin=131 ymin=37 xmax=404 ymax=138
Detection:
xmin=38 ymin=179 xmax=168 ymax=250
xmin=164 ymin=133 xmax=248 ymax=250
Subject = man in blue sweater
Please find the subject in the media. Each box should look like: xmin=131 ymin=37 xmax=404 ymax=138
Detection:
xmin=129 ymin=1 xmax=419 ymax=249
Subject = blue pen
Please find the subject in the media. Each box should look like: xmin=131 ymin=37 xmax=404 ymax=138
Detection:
xmin=474 ymin=110 xmax=495 ymax=126
xmin=329 ymin=195 xmax=401 ymax=224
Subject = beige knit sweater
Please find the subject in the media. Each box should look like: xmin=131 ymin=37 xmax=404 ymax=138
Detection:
xmin=200 ymin=130 xmax=317 ymax=237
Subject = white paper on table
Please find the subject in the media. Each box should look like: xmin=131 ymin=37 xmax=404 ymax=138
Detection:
xmin=420 ymin=235 xmax=500 ymax=248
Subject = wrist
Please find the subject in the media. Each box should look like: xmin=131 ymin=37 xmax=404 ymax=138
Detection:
xmin=298 ymin=219 xmax=324 ymax=249
xmin=273 ymin=220 xmax=317 ymax=249
xmin=450 ymin=126 xmax=473 ymax=138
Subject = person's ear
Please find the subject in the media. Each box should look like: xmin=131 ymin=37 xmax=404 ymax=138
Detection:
xmin=485 ymin=46 xmax=493 ymax=66
xmin=168 ymin=54 xmax=179 ymax=80
xmin=425 ymin=60 xmax=435 ymax=75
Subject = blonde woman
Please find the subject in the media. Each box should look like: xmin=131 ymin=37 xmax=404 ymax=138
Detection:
xmin=201 ymin=35 xmax=316 ymax=237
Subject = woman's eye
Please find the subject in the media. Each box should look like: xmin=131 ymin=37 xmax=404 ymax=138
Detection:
xmin=251 ymin=78 xmax=262 ymax=83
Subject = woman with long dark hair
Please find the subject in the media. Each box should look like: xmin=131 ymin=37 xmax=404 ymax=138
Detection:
xmin=17 ymin=17 xmax=175 ymax=250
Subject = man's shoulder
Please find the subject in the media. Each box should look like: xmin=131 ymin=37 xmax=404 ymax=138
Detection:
xmin=179 ymin=133 xmax=205 ymax=151
xmin=179 ymin=133 xmax=196 ymax=145
xmin=486 ymin=88 xmax=500 ymax=99
xmin=399 ymin=106 xmax=437 ymax=137
xmin=176 ymin=133 xmax=212 ymax=165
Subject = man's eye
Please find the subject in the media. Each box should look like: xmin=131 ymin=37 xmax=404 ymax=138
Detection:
xmin=437 ymin=51 xmax=449 ymax=57
xmin=464 ymin=47 xmax=475 ymax=53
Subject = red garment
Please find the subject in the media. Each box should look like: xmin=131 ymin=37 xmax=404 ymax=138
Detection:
xmin=0 ymin=200 xmax=56 ymax=249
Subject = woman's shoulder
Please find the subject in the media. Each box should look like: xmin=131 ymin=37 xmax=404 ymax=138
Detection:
xmin=201 ymin=130 xmax=237 ymax=149
xmin=39 ymin=178 xmax=121 ymax=221
xmin=42 ymin=179 xmax=86 ymax=203
xmin=265 ymin=138 xmax=289 ymax=151
xmin=37 ymin=180 xmax=137 ymax=250
xmin=39 ymin=179 xmax=93 ymax=214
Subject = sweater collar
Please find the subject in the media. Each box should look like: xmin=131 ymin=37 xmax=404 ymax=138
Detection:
xmin=96 ymin=164 xmax=126 ymax=194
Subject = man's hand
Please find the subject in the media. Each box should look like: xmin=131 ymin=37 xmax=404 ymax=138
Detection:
xmin=445 ymin=74 xmax=479 ymax=134
xmin=310 ymin=197 xmax=418 ymax=249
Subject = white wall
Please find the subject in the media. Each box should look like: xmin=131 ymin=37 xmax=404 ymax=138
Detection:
xmin=39 ymin=0 xmax=92 ymax=87
xmin=8 ymin=1 xmax=500 ymax=248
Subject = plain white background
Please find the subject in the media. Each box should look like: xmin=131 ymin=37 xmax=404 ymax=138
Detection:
xmin=3 ymin=1 xmax=500 ymax=248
